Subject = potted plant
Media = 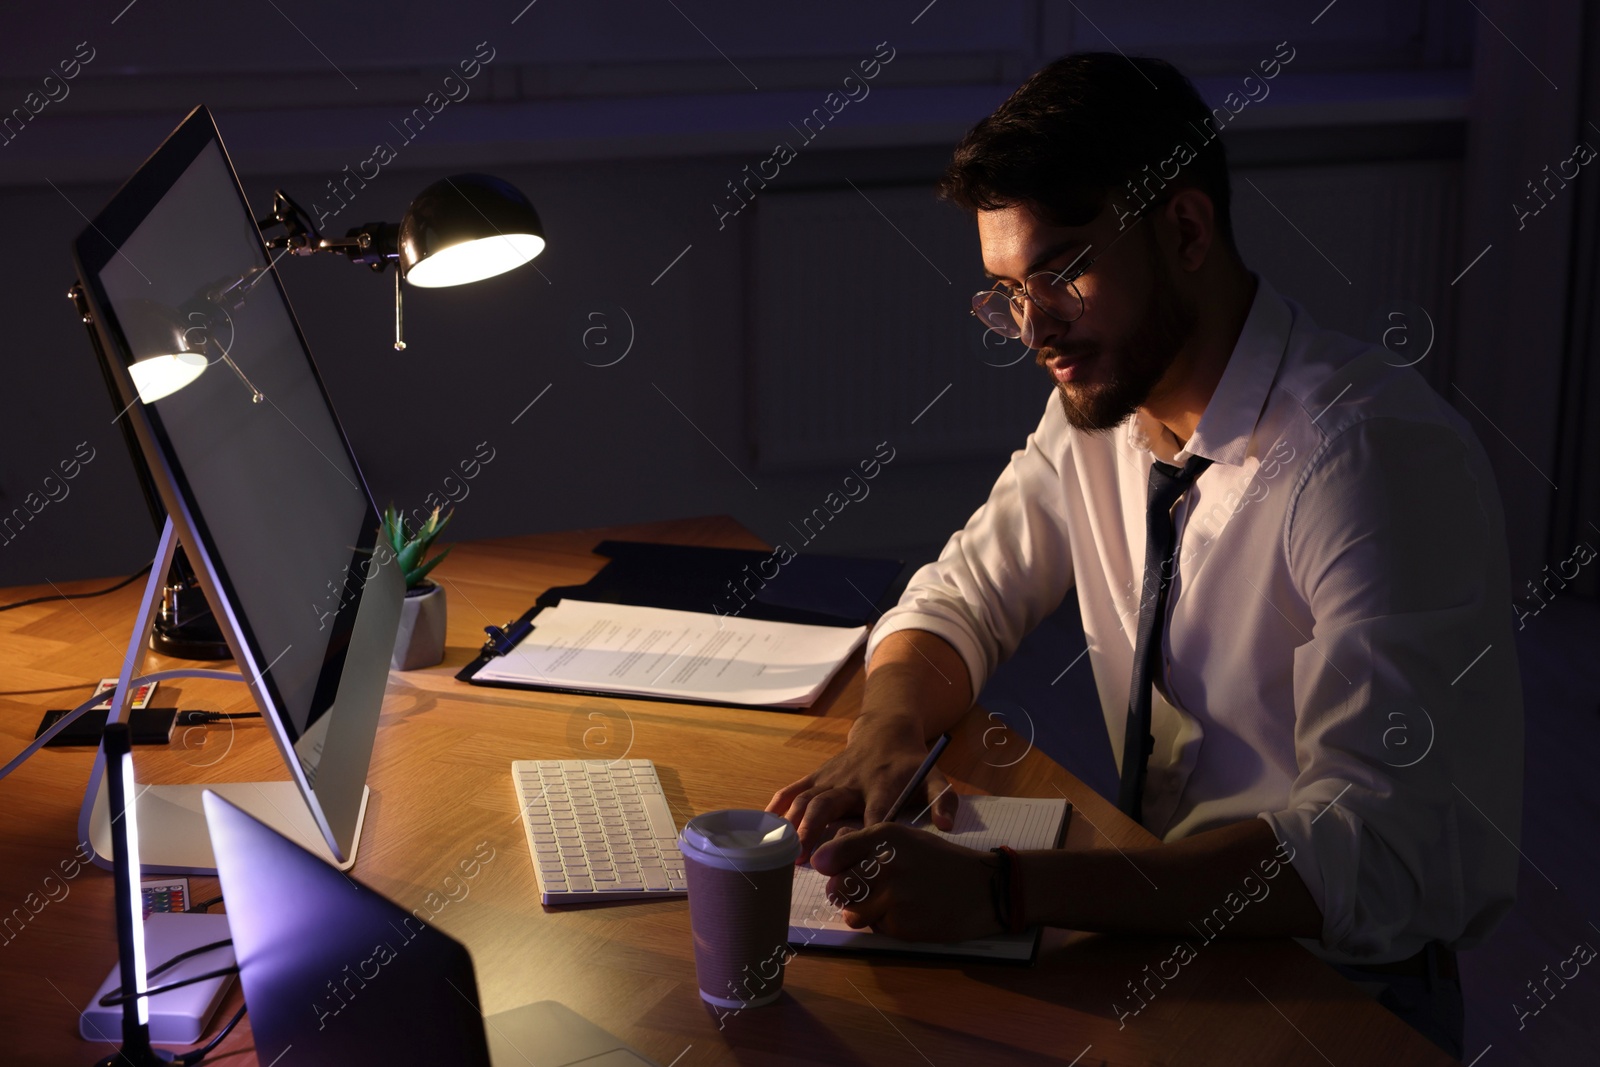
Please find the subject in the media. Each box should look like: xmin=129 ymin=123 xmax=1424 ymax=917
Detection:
xmin=384 ymin=504 xmax=454 ymax=670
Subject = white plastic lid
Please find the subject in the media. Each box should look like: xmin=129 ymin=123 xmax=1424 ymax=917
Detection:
xmin=678 ymin=809 xmax=800 ymax=871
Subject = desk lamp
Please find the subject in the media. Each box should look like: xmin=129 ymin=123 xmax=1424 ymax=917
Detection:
xmin=96 ymin=172 xmax=545 ymax=657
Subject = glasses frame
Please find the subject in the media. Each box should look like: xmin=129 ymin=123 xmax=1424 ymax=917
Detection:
xmin=971 ymin=248 xmax=1101 ymax=339
xmin=960 ymin=191 xmax=1177 ymax=340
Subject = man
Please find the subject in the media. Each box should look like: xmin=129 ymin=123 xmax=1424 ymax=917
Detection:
xmin=766 ymin=53 xmax=1522 ymax=1057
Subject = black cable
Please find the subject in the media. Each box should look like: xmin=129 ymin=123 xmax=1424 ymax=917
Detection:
xmin=98 ymin=964 xmax=240 ymax=1007
xmin=97 ymin=938 xmax=235 ymax=1007
xmin=185 ymin=895 xmax=224 ymax=913
xmin=176 ymin=711 xmax=262 ymax=725
xmin=175 ymin=1002 xmax=247 ymax=1065
xmin=0 ymin=564 xmax=151 ymax=613
xmin=95 ymin=931 xmax=246 ymax=1062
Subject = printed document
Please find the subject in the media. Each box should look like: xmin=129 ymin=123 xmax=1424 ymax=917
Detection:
xmin=470 ymin=599 xmax=867 ymax=707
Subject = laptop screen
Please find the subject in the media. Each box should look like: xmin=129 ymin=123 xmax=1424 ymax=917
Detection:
xmin=203 ymin=791 xmax=493 ymax=1065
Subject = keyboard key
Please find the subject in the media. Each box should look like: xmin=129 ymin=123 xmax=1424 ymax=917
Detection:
xmin=642 ymin=794 xmax=677 ymax=837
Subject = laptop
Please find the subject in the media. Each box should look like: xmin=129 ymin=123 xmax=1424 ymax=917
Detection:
xmin=202 ymin=791 xmax=657 ymax=1066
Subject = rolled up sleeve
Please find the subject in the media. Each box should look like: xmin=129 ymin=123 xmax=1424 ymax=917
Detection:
xmin=1260 ymin=416 xmax=1522 ymax=961
xmin=866 ymin=398 xmax=1078 ymax=695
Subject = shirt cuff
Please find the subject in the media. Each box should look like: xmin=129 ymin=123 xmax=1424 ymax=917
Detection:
xmin=865 ymin=610 xmax=990 ymax=697
xmin=1256 ymin=806 xmax=1365 ymax=957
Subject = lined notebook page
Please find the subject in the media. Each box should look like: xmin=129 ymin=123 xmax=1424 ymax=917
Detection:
xmin=789 ymin=796 xmax=1069 ymax=952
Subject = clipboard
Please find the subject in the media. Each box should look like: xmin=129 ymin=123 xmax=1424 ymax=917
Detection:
xmin=455 ymin=540 xmax=907 ymax=708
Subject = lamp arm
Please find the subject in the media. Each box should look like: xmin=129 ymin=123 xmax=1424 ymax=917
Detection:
xmin=256 ymin=188 xmax=323 ymax=250
xmin=257 ymin=188 xmax=398 ymax=272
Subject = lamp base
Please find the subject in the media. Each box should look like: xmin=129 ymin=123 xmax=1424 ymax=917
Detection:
xmin=149 ymin=570 xmax=231 ymax=661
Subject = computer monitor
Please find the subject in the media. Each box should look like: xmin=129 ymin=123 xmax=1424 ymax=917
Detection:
xmin=71 ymin=105 xmax=402 ymax=872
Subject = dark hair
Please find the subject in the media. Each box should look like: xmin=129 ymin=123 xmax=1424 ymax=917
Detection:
xmin=937 ymin=52 xmax=1234 ymax=244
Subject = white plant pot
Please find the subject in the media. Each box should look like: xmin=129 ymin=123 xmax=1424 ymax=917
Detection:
xmin=392 ymin=581 xmax=447 ymax=670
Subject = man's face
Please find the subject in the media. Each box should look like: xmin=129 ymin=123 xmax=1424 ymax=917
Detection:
xmin=976 ymin=201 xmax=1196 ymax=433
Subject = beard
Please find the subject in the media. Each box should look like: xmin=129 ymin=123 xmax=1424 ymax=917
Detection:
xmin=1039 ymin=232 xmax=1196 ymax=433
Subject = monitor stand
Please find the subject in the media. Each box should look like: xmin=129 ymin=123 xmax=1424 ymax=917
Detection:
xmin=76 ymin=518 xmax=369 ymax=876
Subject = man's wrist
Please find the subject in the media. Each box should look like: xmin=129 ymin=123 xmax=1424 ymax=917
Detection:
xmin=847 ymin=709 xmax=926 ymax=748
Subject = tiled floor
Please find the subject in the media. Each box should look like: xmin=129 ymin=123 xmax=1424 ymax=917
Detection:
xmin=979 ymin=589 xmax=1600 ymax=1065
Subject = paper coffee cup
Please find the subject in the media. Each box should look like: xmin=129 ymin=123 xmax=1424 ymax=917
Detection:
xmin=678 ymin=809 xmax=800 ymax=1009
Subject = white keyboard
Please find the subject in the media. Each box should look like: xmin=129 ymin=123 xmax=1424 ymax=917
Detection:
xmin=512 ymin=759 xmax=687 ymax=903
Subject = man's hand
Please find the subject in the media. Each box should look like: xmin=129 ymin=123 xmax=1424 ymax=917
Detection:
xmin=765 ymin=722 xmax=959 ymax=862
xmin=809 ymin=823 xmax=1001 ymax=943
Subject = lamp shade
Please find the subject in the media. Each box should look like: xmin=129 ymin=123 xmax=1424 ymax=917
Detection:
xmin=397 ymin=173 xmax=545 ymax=288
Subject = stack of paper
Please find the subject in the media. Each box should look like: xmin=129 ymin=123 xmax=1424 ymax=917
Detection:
xmin=468 ymin=599 xmax=867 ymax=708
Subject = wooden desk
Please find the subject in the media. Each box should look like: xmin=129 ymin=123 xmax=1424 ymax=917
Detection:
xmin=0 ymin=516 xmax=1453 ymax=1066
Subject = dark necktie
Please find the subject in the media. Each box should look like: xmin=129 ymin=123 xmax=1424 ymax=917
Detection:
xmin=1117 ymin=453 xmax=1213 ymax=824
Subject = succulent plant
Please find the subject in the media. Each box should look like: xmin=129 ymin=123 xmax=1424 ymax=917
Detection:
xmin=381 ymin=504 xmax=454 ymax=591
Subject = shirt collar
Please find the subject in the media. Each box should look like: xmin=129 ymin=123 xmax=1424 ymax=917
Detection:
xmin=1126 ymin=273 xmax=1292 ymax=468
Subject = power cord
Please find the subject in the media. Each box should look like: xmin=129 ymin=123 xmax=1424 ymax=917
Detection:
xmin=175 ymin=896 xmax=242 ymax=1064
xmin=0 ymin=565 xmax=151 ymax=613
xmin=175 ymin=711 xmax=262 ymax=725
xmin=1 ymin=668 xmax=247 ymax=782
xmin=97 ymin=939 xmax=237 ymax=1006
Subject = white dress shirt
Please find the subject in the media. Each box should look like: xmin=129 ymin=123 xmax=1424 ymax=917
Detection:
xmin=867 ymin=275 xmax=1523 ymax=964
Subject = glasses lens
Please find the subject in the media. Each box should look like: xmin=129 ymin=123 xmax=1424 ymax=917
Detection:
xmin=1026 ymin=270 xmax=1083 ymax=322
xmin=971 ymin=290 xmax=1021 ymax=338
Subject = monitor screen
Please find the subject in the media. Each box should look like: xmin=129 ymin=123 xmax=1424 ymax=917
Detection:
xmin=71 ymin=106 xmax=400 ymax=859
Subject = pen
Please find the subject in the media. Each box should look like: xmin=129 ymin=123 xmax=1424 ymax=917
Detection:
xmin=884 ymin=732 xmax=952 ymax=823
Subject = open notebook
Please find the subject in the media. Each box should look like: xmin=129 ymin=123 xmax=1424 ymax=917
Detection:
xmin=788 ymin=795 xmax=1071 ymax=962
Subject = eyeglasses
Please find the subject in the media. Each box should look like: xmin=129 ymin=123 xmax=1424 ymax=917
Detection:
xmin=970 ymin=250 xmax=1099 ymax=340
